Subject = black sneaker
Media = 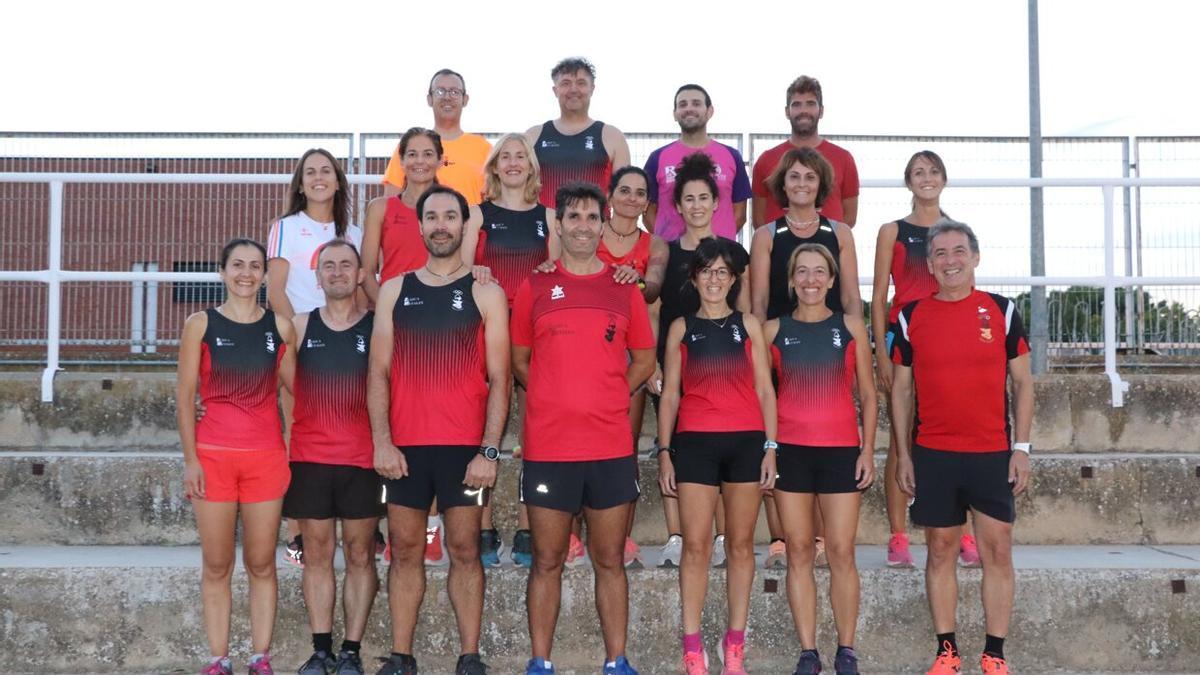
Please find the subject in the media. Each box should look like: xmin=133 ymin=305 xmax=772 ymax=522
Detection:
xmin=285 ymin=534 xmax=305 ymax=568
xmin=334 ymin=650 xmax=365 ymax=675
xmin=793 ymin=651 xmax=822 ymax=675
xmin=480 ymin=529 xmax=503 ymax=567
xmin=511 ymin=529 xmax=533 ymax=568
xmin=298 ymin=651 xmax=334 ymax=675
xmin=374 ymin=654 xmax=417 ymax=675
xmin=834 ymin=647 xmax=859 ymax=675
xmin=374 ymin=529 xmax=387 ymax=561
xmin=455 ymin=653 xmax=489 ymax=675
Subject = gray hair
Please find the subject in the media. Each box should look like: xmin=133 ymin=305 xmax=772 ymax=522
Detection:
xmin=926 ymin=220 xmax=979 ymax=257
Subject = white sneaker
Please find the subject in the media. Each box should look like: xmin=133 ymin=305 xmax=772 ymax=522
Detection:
xmin=711 ymin=534 xmax=727 ymax=568
xmin=659 ymin=534 xmax=683 ymax=568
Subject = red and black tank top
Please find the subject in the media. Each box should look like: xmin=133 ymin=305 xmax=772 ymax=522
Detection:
xmin=475 ymin=201 xmax=551 ymax=307
xmin=597 ymin=229 xmax=653 ymax=277
xmin=888 ymin=219 xmax=938 ymax=323
xmin=196 ymin=308 xmax=286 ymax=452
xmin=767 ymin=216 xmax=843 ymax=319
xmin=771 ymin=313 xmax=860 ymax=447
xmin=676 ymin=312 xmax=763 ymax=433
xmin=291 ymin=310 xmax=375 ymax=468
xmin=534 ymin=120 xmax=612 ymax=205
xmin=389 ymin=273 xmax=488 ymax=447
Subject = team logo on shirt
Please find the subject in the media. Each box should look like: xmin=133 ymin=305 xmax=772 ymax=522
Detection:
xmin=784 ymin=336 xmax=801 ymax=346
xmin=536 ymin=221 xmax=546 ymax=238
xmin=541 ymin=140 xmax=558 ymax=149
xmin=604 ymin=314 xmax=617 ymax=342
xmin=664 ymin=165 xmax=677 ymax=183
xmin=403 ymin=296 xmax=424 ymax=306
xmin=490 ymin=221 xmax=508 ymax=231
xmin=731 ymin=324 xmax=743 ymax=343
xmin=831 ymin=328 xmax=843 ymax=348
xmin=978 ymin=306 xmax=994 ymax=343
xmin=689 ymin=333 xmax=706 ymax=342
xmin=550 ymin=285 xmax=565 ymax=300
xmin=584 ymin=136 xmax=595 ymax=151
xmin=355 ymin=334 xmax=366 ymax=353
xmin=907 ymin=236 xmax=923 ymax=244
xmin=215 ymin=336 xmax=234 ymax=347
xmin=451 ymin=289 xmax=465 ymax=311
xmin=305 ymin=338 xmax=325 ymax=349
xmin=265 ymin=332 xmax=276 ymax=353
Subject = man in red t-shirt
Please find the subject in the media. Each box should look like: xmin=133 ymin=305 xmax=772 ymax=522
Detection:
xmin=890 ymin=222 xmax=1034 ymax=675
xmin=511 ymin=182 xmax=655 ymax=675
xmin=751 ymin=75 xmax=860 ymax=228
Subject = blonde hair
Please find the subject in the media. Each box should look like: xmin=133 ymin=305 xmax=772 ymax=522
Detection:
xmin=786 ymin=243 xmax=838 ymax=300
xmin=484 ymin=133 xmax=543 ymax=204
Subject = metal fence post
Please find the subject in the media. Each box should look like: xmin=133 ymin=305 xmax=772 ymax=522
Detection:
xmin=1132 ymin=137 xmax=1146 ymax=352
xmin=1121 ymin=137 xmax=1136 ymax=351
xmin=1028 ymin=0 xmax=1048 ymax=374
xmin=41 ymin=181 xmax=64 ymax=402
xmin=1102 ymin=185 xmax=1129 ymax=407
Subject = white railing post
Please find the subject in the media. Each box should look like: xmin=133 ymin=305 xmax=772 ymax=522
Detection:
xmin=1102 ymin=185 xmax=1130 ymax=407
xmin=41 ymin=181 xmax=64 ymax=402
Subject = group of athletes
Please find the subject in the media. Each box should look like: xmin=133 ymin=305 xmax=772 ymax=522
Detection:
xmin=176 ymin=57 xmax=1035 ymax=675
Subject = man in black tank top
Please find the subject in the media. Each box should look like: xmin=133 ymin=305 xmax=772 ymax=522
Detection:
xmin=525 ymin=57 xmax=631 ymax=205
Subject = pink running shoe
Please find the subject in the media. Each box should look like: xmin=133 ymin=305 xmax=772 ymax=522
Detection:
xmin=959 ymin=534 xmax=981 ymax=568
xmin=200 ymin=657 xmax=232 ymax=675
xmin=683 ymin=649 xmax=709 ymax=675
xmin=887 ymin=532 xmax=915 ymax=568
xmin=721 ymin=638 xmax=746 ymax=675
xmin=247 ymin=653 xmax=274 ymax=675
xmin=623 ymin=537 xmax=642 ymax=567
xmin=565 ymin=533 xmax=587 ymax=567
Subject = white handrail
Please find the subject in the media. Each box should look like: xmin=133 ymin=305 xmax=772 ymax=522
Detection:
xmin=5 ymin=172 xmax=1200 ymax=405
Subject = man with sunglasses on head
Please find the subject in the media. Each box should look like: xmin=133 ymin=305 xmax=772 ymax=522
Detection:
xmin=383 ymin=68 xmax=492 ymax=204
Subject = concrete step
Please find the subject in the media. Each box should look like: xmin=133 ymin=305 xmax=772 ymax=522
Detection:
xmin=1 ymin=544 xmax=1196 ymax=673
xmin=2 ymin=452 xmax=1198 ymax=547
xmin=5 ymin=372 xmax=1200 ymax=454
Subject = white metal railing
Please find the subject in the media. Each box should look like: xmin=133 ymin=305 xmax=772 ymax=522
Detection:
xmin=3 ymin=172 xmax=1200 ymax=406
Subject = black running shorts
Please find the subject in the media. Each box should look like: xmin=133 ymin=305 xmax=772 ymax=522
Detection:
xmin=385 ymin=445 xmax=490 ymax=511
xmin=774 ymin=444 xmax=863 ymax=494
xmin=671 ymin=430 xmax=765 ymax=486
xmin=909 ymin=445 xmax=1016 ymax=527
xmin=283 ymin=462 xmax=385 ymax=520
xmin=520 ymin=455 xmax=640 ymax=513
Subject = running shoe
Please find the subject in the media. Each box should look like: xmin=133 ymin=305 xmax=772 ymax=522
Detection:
xmin=201 ymin=657 xmax=233 ymax=675
xmin=480 ymin=528 xmax=503 ymax=568
xmin=247 ymin=654 xmax=275 ymax=675
xmin=425 ymin=523 xmax=445 ymax=565
xmin=659 ymin=534 xmax=683 ymax=568
xmin=926 ymin=642 xmax=961 ymax=675
xmin=298 ymin=651 xmax=334 ymax=675
xmin=887 ymin=532 xmax=915 ymax=568
xmin=602 ymin=655 xmax=638 ymax=675
xmin=834 ymin=646 xmax=859 ymax=675
xmin=979 ymin=654 xmax=1008 ymax=675
xmin=623 ymin=537 xmax=643 ymax=568
xmin=524 ymin=657 xmax=554 ymax=675
xmin=333 ymin=650 xmax=364 ymax=675
xmin=285 ymin=535 xmax=304 ymax=568
xmin=792 ymin=651 xmax=822 ymax=675
xmin=683 ymin=649 xmax=709 ymax=675
xmin=711 ymin=534 xmax=726 ymax=568
xmin=455 ymin=653 xmax=489 ymax=675
xmin=374 ymin=529 xmax=387 ymax=561
xmin=765 ymin=539 xmax=787 ymax=569
xmin=814 ymin=537 xmax=829 ymax=568
xmin=565 ymin=533 xmax=586 ymax=567
xmin=959 ymin=534 xmax=981 ymax=568
xmin=512 ymin=529 xmax=533 ymax=568
xmin=720 ymin=638 xmax=746 ymax=675
xmin=375 ymin=653 xmax=417 ymax=675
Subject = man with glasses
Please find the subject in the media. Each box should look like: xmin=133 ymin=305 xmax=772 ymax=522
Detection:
xmin=383 ymin=69 xmax=492 ymax=204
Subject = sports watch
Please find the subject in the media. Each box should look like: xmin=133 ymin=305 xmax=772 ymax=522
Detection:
xmin=1012 ymin=442 xmax=1032 ymax=455
xmin=479 ymin=445 xmax=501 ymax=461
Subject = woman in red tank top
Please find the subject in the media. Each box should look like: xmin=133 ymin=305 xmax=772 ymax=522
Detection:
xmin=362 ymin=127 xmax=441 ymax=304
xmin=176 ymin=238 xmax=297 ymax=675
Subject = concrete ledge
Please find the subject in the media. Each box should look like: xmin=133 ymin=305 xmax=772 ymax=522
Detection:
xmin=0 ymin=545 xmax=1196 ymax=673
xmin=2 ymin=452 xmax=1198 ymax=546
xmin=4 ymin=373 xmax=1200 ymax=453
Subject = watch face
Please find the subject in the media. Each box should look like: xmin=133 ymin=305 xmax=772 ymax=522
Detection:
xmin=482 ymin=446 xmax=500 ymax=460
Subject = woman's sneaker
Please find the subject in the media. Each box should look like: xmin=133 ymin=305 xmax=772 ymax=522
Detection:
xmin=333 ymin=650 xmax=364 ymax=675
xmin=887 ymin=532 xmax=915 ymax=568
xmin=711 ymin=534 xmax=726 ymax=568
xmin=765 ymin=539 xmax=787 ymax=569
xmin=284 ymin=535 xmax=304 ymax=568
xmin=247 ymin=653 xmax=275 ymax=675
xmin=959 ymin=534 xmax=981 ymax=568
xmin=201 ymin=657 xmax=233 ymax=675
xmin=683 ymin=649 xmax=709 ymax=675
xmin=565 ymin=533 xmax=587 ymax=567
xmin=720 ymin=638 xmax=746 ymax=675
xmin=511 ymin=529 xmax=533 ymax=568
xmin=297 ymin=651 xmax=334 ymax=675
xmin=480 ymin=528 xmax=503 ymax=567
xmin=659 ymin=534 xmax=683 ymax=568
xmin=834 ymin=646 xmax=859 ymax=675
xmin=793 ymin=651 xmax=822 ymax=675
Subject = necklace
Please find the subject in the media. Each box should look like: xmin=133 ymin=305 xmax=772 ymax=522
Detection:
xmin=785 ymin=214 xmax=820 ymax=230
xmin=607 ymin=222 xmax=638 ymax=239
xmin=424 ymin=261 xmax=465 ymax=279
xmin=700 ymin=310 xmax=733 ymax=329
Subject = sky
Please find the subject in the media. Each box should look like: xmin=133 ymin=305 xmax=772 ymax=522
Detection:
xmin=4 ymin=0 xmax=1198 ymax=138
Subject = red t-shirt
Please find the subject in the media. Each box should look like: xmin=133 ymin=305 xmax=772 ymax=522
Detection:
xmin=891 ymin=289 xmax=1030 ymax=452
xmin=510 ymin=262 xmax=655 ymax=461
xmin=751 ymin=139 xmax=859 ymax=224
xmin=380 ymin=197 xmax=429 ymax=282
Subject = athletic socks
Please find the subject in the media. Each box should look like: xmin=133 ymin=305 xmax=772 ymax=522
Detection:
xmin=936 ymin=632 xmax=958 ymax=655
xmin=984 ymin=634 xmax=1005 ymax=659
xmin=724 ymin=629 xmax=745 ymax=646
xmin=341 ymin=639 xmax=361 ymax=655
xmin=313 ymin=633 xmax=333 ymax=655
xmin=682 ymin=632 xmax=703 ymax=653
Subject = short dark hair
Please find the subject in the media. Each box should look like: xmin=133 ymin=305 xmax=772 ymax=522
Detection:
xmin=416 ymin=185 xmax=469 ymax=222
xmin=673 ymin=151 xmax=720 ymax=207
xmin=316 ymin=238 xmax=361 ymax=266
xmin=786 ymin=75 xmax=823 ymax=106
xmin=219 ymin=238 xmax=266 ymax=269
xmin=551 ymin=57 xmax=596 ymax=81
xmin=767 ymin=147 xmax=833 ymax=210
xmin=674 ymin=83 xmax=712 ymax=108
xmin=428 ymin=68 xmax=465 ymax=95
xmin=555 ymin=182 xmax=607 ymax=220
xmin=685 ymin=238 xmax=746 ymax=310
xmin=608 ymin=165 xmax=649 ymax=195
xmin=927 ymin=220 xmax=979 ymax=257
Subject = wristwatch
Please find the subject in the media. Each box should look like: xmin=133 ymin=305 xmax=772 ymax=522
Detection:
xmin=479 ymin=445 xmax=500 ymax=461
xmin=763 ymin=440 xmax=779 ymax=453
xmin=1012 ymin=442 xmax=1032 ymax=455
